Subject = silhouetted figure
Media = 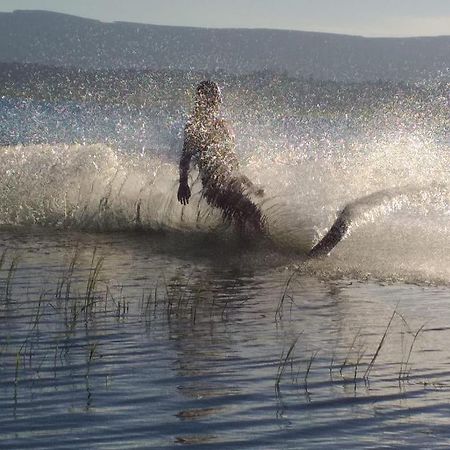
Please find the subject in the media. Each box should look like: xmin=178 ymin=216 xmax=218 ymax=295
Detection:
xmin=177 ymin=81 xmax=265 ymax=234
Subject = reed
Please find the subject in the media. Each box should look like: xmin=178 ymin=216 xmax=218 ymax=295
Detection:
xmin=339 ymin=329 xmax=361 ymax=378
xmin=353 ymin=349 xmax=366 ymax=387
xmin=5 ymin=255 xmax=20 ymax=300
xmin=275 ymin=271 xmax=297 ymax=322
xmin=0 ymin=248 xmax=7 ymax=272
xmin=116 ymin=299 xmax=130 ymax=319
xmin=304 ymin=351 xmax=319 ymax=392
xmin=13 ymin=290 xmax=46 ymax=391
xmin=363 ymin=307 xmax=397 ymax=381
xmin=56 ymin=248 xmax=79 ymax=301
xmin=275 ymin=333 xmax=302 ymax=392
xmin=83 ymin=249 xmax=105 ymax=321
xmin=399 ymin=324 xmax=425 ymax=381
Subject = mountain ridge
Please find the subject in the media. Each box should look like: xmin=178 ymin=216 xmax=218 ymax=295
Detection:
xmin=1 ymin=10 xmax=449 ymax=81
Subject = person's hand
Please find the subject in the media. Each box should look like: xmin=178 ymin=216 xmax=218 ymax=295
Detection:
xmin=177 ymin=182 xmax=191 ymax=205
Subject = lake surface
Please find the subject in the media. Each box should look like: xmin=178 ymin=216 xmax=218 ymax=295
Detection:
xmin=0 ymin=229 xmax=449 ymax=449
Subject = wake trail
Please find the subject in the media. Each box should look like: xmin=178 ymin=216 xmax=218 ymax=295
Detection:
xmin=309 ymin=183 xmax=450 ymax=257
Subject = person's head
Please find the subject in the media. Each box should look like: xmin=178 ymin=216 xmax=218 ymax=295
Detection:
xmin=195 ymin=80 xmax=222 ymax=113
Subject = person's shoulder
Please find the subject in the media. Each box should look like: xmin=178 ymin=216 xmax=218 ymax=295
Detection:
xmin=216 ymin=118 xmax=235 ymax=138
xmin=184 ymin=119 xmax=196 ymax=136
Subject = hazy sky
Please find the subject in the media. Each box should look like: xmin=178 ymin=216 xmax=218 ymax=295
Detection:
xmin=1 ymin=0 xmax=449 ymax=37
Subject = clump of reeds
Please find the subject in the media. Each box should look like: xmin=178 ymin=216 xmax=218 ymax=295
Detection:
xmin=275 ymin=288 xmax=428 ymax=399
xmin=143 ymin=273 xmax=237 ymax=327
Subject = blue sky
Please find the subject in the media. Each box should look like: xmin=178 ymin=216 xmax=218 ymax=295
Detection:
xmin=1 ymin=0 xmax=449 ymax=37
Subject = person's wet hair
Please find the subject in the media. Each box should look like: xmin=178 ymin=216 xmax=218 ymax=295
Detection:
xmin=196 ymin=80 xmax=222 ymax=106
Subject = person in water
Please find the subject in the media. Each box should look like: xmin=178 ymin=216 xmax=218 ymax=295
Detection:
xmin=177 ymin=80 xmax=265 ymax=234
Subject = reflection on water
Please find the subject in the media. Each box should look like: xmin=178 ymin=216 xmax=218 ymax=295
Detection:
xmin=0 ymin=230 xmax=450 ymax=449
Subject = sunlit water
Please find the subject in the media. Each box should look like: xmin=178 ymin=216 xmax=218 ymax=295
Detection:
xmin=0 ymin=91 xmax=449 ymax=448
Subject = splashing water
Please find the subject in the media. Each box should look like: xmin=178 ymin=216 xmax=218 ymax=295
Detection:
xmin=1 ymin=78 xmax=449 ymax=283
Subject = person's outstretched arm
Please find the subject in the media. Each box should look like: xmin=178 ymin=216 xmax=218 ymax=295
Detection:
xmin=177 ymin=132 xmax=193 ymax=205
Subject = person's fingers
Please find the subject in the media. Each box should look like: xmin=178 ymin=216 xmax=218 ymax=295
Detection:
xmin=178 ymin=187 xmax=191 ymax=205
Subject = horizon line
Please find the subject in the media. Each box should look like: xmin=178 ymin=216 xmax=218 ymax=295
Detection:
xmin=3 ymin=9 xmax=450 ymax=40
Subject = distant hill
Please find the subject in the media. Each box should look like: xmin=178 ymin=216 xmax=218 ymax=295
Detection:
xmin=0 ymin=10 xmax=449 ymax=81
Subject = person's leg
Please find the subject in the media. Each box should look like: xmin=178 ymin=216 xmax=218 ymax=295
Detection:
xmin=204 ymin=183 xmax=265 ymax=234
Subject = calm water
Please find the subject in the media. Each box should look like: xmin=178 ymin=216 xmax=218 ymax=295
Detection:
xmin=0 ymin=229 xmax=449 ymax=449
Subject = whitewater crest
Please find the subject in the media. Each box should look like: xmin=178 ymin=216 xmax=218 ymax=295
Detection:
xmin=0 ymin=143 xmax=228 ymax=232
xmin=0 ymin=140 xmax=449 ymax=284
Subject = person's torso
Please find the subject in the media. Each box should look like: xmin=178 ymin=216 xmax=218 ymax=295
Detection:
xmin=185 ymin=116 xmax=239 ymax=183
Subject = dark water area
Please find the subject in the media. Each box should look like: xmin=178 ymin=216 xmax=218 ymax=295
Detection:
xmin=1 ymin=230 xmax=450 ymax=449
